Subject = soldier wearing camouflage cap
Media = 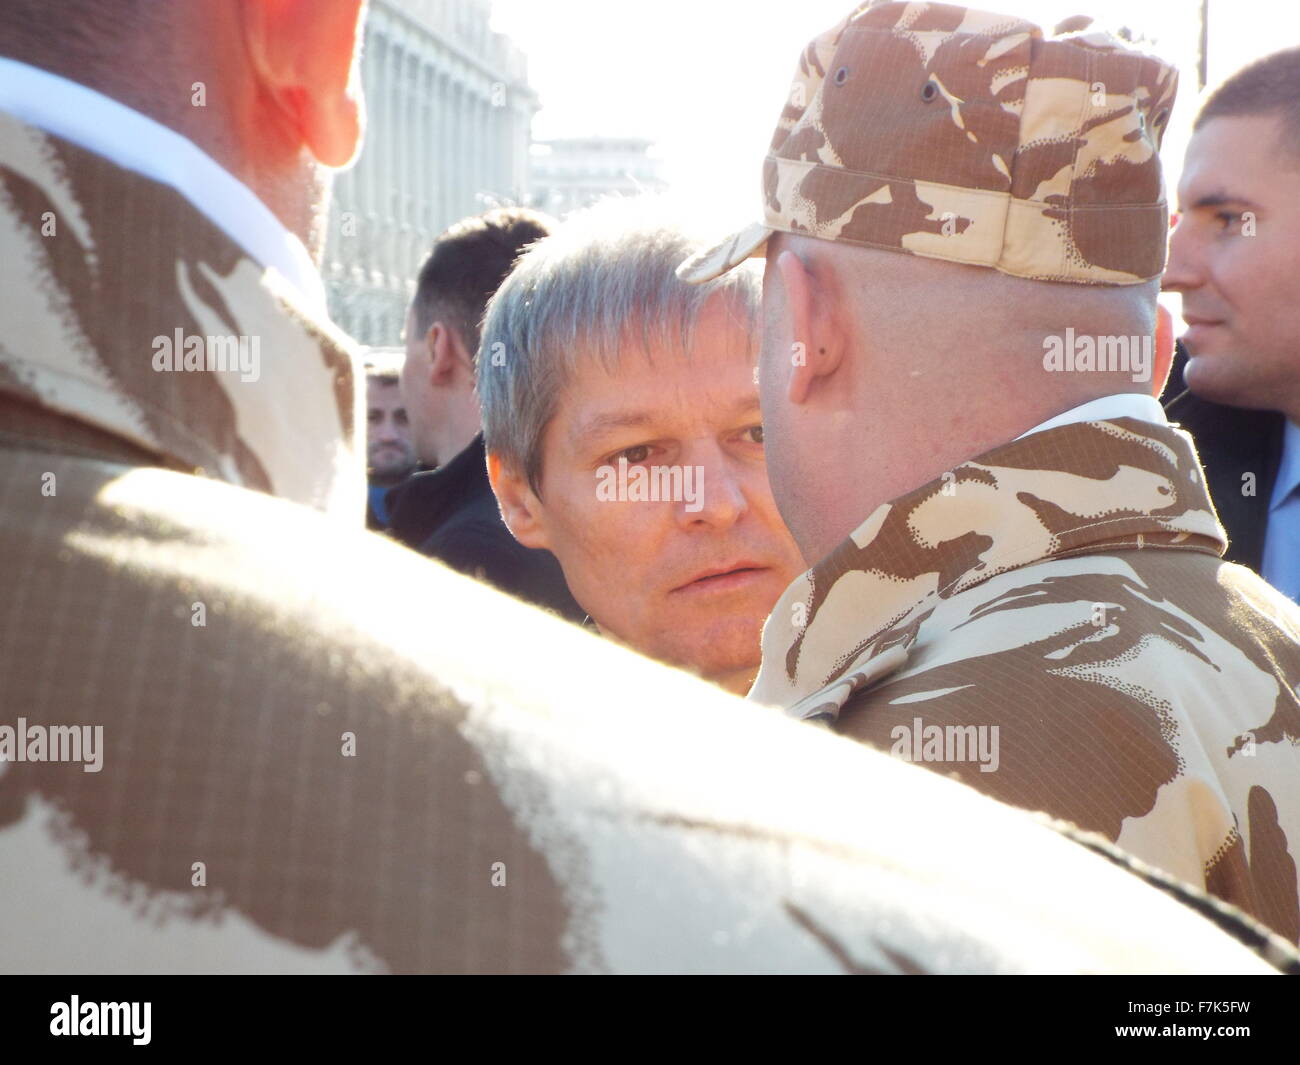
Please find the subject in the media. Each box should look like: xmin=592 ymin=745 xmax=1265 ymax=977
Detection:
xmin=9 ymin=0 xmax=1296 ymax=976
xmin=682 ymin=0 xmax=1300 ymax=944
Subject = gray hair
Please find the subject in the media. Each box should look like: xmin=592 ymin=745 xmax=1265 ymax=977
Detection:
xmin=476 ymin=195 xmax=761 ymax=494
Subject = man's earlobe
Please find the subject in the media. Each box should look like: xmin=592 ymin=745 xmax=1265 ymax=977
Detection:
xmin=239 ymin=0 xmax=365 ymax=167
xmin=776 ymin=249 xmax=841 ymax=405
xmin=427 ymin=323 xmax=454 ymax=385
xmin=487 ymin=453 xmax=550 ymax=551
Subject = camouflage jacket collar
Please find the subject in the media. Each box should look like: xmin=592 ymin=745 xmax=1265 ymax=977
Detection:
xmin=0 ymin=112 xmax=361 ymax=519
xmin=749 ymin=418 xmax=1225 ymax=718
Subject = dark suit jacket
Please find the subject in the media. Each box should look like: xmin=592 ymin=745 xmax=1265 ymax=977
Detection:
xmin=387 ymin=434 xmax=584 ymax=622
xmin=1162 ymin=343 xmax=1285 ymax=571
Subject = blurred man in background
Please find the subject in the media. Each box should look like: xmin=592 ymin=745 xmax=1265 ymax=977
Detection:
xmin=481 ymin=198 xmax=807 ymax=694
xmin=683 ymin=4 xmax=1300 ymax=943
xmin=391 ymin=207 xmax=583 ymax=620
xmin=363 ymin=348 xmax=416 ymax=530
xmin=1163 ymin=47 xmax=1300 ymax=602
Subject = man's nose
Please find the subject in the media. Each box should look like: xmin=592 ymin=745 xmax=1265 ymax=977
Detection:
xmin=676 ymin=455 xmax=746 ymax=532
xmin=1161 ymin=215 xmax=1200 ymax=294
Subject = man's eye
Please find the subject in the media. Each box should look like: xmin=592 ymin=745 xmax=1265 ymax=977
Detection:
xmin=613 ymin=444 xmax=651 ymax=464
xmin=745 ymin=425 xmax=765 ymax=445
xmin=367 ymin=410 xmax=381 ymax=424
xmin=1216 ymin=210 xmax=1242 ymax=232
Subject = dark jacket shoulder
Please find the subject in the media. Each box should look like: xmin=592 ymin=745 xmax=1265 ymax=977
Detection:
xmin=1163 ymin=344 xmax=1285 ymax=571
xmin=388 ymin=435 xmax=584 ymax=622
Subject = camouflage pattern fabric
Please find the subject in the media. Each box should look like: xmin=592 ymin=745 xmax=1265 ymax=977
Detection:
xmin=2 ymin=111 xmax=1295 ymax=973
xmin=0 ymin=110 xmax=363 ymax=519
xmin=751 ymin=417 xmax=1300 ymax=944
xmin=679 ymin=1 xmax=1178 ymax=286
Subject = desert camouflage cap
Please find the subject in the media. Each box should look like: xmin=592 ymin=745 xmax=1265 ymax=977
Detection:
xmin=678 ymin=1 xmax=1178 ymax=286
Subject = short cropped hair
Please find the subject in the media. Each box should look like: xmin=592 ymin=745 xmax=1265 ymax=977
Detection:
xmin=1196 ymin=46 xmax=1300 ymax=160
xmin=411 ymin=207 xmax=555 ymax=353
xmin=363 ymin=347 xmax=404 ymax=386
xmin=477 ymin=196 xmax=761 ymax=495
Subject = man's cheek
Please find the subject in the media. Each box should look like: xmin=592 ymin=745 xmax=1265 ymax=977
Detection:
xmin=555 ymin=500 xmax=629 ymax=575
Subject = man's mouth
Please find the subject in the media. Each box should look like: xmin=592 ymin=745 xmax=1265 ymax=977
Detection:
xmin=673 ymin=563 xmax=768 ymax=594
xmin=1181 ymin=315 xmax=1225 ymax=349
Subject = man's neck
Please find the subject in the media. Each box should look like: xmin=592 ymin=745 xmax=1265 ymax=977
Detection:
xmin=435 ymin=425 xmax=482 ymax=470
xmin=799 ymin=386 xmax=1158 ymax=565
xmin=0 ymin=43 xmax=319 ymax=260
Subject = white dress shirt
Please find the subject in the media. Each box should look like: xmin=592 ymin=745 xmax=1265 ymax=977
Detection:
xmin=1015 ymin=393 xmax=1168 ymax=440
xmin=0 ymin=57 xmax=325 ymax=312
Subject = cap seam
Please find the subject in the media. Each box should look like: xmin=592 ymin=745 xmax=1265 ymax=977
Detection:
xmin=1062 ymin=45 xmax=1097 ymax=280
xmin=765 ymin=156 xmax=1166 ymax=211
xmin=762 ymin=221 xmax=1160 ymax=282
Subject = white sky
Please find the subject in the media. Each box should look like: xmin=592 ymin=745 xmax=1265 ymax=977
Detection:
xmin=490 ymin=0 xmax=1300 ymax=229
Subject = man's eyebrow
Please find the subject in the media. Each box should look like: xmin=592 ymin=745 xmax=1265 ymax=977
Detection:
xmin=573 ymin=409 xmax=657 ymax=442
xmin=573 ymin=394 xmax=762 ymax=443
xmin=1180 ymin=191 xmax=1261 ymax=212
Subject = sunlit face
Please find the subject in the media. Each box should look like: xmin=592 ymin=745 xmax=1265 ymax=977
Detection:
xmin=366 ymin=378 xmax=415 ymax=479
xmin=502 ymin=295 xmax=806 ymax=693
xmin=1163 ymin=114 xmax=1300 ymax=413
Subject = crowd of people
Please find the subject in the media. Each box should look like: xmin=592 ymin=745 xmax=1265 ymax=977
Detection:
xmin=3 ymin=0 xmax=1300 ymax=975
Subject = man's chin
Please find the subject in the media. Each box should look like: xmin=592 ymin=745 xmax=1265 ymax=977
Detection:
xmin=1182 ymin=351 xmax=1275 ymax=411
xmin=653 ymin=621 xmax=765 ymax=677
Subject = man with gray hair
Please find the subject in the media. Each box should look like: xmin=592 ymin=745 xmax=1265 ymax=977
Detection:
xmin=479 ymin=198 xmax=807 ymax=695
xmin=680 ymin=2 xmax=1300 ymax=943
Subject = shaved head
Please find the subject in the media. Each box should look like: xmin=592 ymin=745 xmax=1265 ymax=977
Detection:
xmin=758 ymin=232 xmax=1162 ymax=561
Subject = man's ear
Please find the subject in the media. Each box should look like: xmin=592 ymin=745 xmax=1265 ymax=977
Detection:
xmin=1152 ymin=301 xmax=1175 ymax=398
xmin=487 ymin=452 xmax=551 ymax=551
xmin=240 ymin=0 xmax=366 ymax=168
xmin=775 ymin=248 xmax=843 ymax=405
xmin=427 ymin=323 xmax=456 ymax=386
xmin=428 ymin=323 xmax=476 ymax=387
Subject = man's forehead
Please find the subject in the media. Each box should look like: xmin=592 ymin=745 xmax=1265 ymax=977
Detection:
xmin=1178 ymin=114 xmax=1288 ymax=204
xmin=367 ymin=379 xmax=403 ymax=401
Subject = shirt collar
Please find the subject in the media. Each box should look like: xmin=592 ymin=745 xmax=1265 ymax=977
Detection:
xmin=1269 ymin=420 xmax=1300 ymax=513
xmin=749 ymin=417 xmax=1224 ymax=717
xmin=0 ymin=57 xmax=325 ymax=313
xmin=1015 ymin=393 xmax=1167 ymax=440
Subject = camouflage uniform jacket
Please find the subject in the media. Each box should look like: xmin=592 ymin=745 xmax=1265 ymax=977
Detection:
xmin=751 ymin=417 xmax=1300 ymax=943
xmin=3 ymin=102 xmax=1296 ymax=974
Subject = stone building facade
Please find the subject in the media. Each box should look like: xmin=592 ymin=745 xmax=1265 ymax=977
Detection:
xmin=324 ymin=0 xmax=539 ymax=346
